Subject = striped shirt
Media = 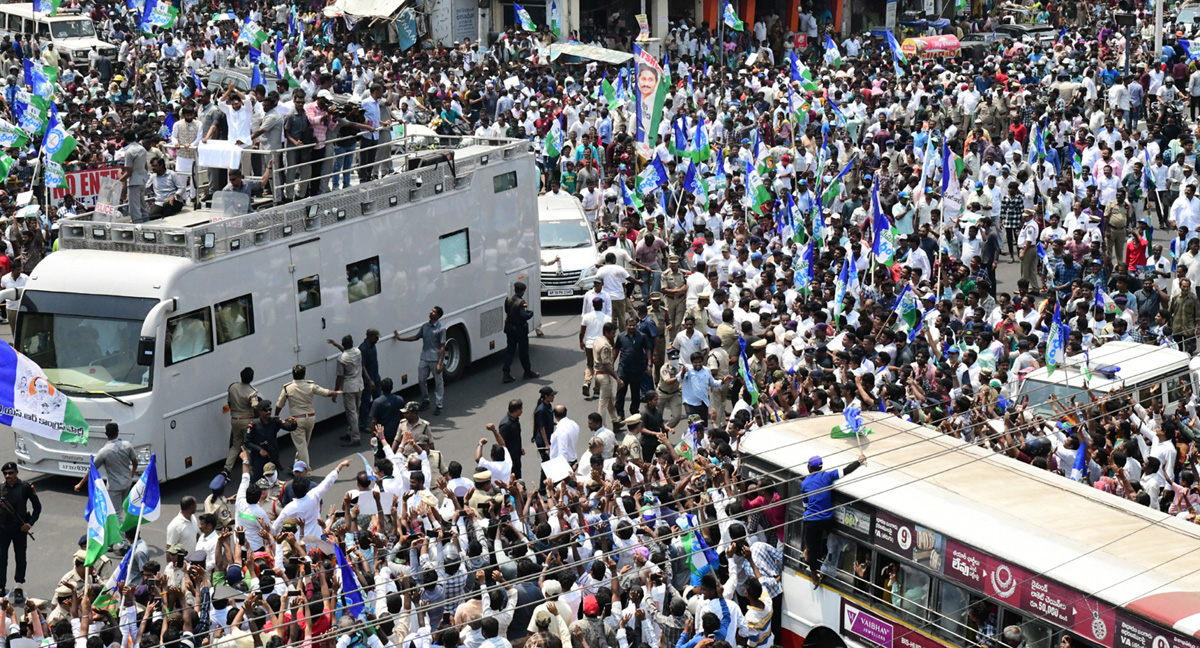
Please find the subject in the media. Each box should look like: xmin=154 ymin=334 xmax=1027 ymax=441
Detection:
xmin=743 ymin=592 xmax=774 ymax=648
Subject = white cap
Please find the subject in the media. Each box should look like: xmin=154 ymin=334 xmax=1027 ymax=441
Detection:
xmin=317 ymin=89 xmax=334 ymax=100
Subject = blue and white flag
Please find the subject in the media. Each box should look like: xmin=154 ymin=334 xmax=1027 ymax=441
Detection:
xmin=636 ymin=157 xmax=669 ymax=195
xmin=334 ymin=544 xmax=365 ymax=618
xmin=1070 ymin=433 xmax=1088 ymax=482
xmin=1046 ymin=303 xmax=1066 ymax=375
xmin=119 ymin=454 xmax=160 ymax=533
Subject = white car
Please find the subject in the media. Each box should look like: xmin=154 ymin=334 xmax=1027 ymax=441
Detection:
xmin=538 ymin=192 xmax=598 ymax=301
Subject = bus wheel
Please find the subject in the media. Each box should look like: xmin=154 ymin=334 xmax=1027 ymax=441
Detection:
xmin=442 ymin=327 xmax=469 ymax=382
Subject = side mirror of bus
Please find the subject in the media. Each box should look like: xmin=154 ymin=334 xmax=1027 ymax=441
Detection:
xmin=137 ymin=337 xmax=155 ymax=367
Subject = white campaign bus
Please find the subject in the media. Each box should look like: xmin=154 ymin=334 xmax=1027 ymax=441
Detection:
xmin=9 ymin=137 xmax=540 ymax=480
xmin=1015 ymin=341 xmax=1200 ymax=417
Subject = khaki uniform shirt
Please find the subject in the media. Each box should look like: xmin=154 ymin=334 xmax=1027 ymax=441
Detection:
xmin=205 ymin=494 xmax=235 ymax=530
xmin=593 ymin=336 xmax=616 ymax=376
xmin=276 ymin=380 xmax=334 ymax=415
xmin=661 ymin=268 xmax=688 ymax=303
xmin=658 ymin=362 xmax=680 ymax=395
xmin=686 ymin=304 xmax=715 ymax=332
xmin=228 ymin=381 xmax=258 ymax=420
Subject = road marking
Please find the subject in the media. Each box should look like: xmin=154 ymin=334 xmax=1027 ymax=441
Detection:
xmin=544 ymin=320 xmax=559 ymax=327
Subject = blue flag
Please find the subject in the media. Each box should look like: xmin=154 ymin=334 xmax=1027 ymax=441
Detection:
xmin=940 ymin=136 xmax=951 ymax=194
xmin=1070 ymin=432 xmax=1088 ymax=481
xmin=159 ymin=112 xmax=175 ymax=139
xmin=334 ymin=544 xmax=365 ymax=619
xmin=636 ymin=157 xmax=669 ymax=195
xmin=191 ymin=68 xmax=204 ymax=92
xmin=251 ymin=65 xmax=264 ymax=88
xmin=844 ymin=407 xmax=863 ymax=435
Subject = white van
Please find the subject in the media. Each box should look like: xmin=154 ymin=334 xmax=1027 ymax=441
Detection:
xmin=538 ymin=192 xmax=598 ymax=300
xmin=0 ymin=4 xmax=116 ymax=72
xmin=1016 ymin=341 xmax=1200 ymax=416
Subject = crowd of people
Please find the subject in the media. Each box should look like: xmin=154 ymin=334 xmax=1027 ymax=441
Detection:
xmin=5 ymin=0 xmax=1200 ymax=646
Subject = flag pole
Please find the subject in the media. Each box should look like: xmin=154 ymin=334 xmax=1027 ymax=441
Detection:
xmin=120 ymin=512 xmax=144 ymax=588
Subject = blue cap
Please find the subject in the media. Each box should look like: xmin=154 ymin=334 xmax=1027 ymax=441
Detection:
xmin=209 ymin=473 xmax=227 ymax=491
xmin=975 ymin=181 xmax=984 ymax=189
xmin=751 ymin=252 xmax=763 ymax=260
xmin=225 ymin=563 xmax=243 ymax=584
xmin=292 ymin=460 xmax=309 ymax=473
xmin=808 ymin=456 xmax=823 ymax=470
xmin=741 ymin=138 xmax=750 ymax=144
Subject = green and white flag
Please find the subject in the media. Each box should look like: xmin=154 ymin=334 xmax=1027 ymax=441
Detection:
xmin=744 ymin=157 xmax=769 ymax=215
xmin=0 ymin=120 xmax=29 ymax=149
xmin=44 ymin=159 xmax=65 ymax=188
xmin=84 ymin=459 xmax=120 ymax=566
xmin=514 ymin=3 xmax=536 ymax=31
xmin=240 ymin=18 xmax=270 ymax=50
xmin=0 ymin=153 xmax=15 ymax=183
xmin=143 ymin=0 xmax=179 ymax=30
xmin=42 ymin=103 xmax=76 ymax=164
xmin=119 ymin=455 xmax=160 ymax=533
xmin=549 ymin=0 xmax=561 ymax=38
xmin=543 ymin=122 xmax=564 ymax=157
xmin=893 ymin=284 xmax=921 ymax=337
xmin=722 ymin=1 xmax=744 ymax=31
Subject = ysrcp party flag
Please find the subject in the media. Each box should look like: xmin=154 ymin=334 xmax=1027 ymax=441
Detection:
xmin=119 ymin=454 xmax=160 ymax=533
xmin=0 ymin=120 xmax=29 ymax=148
xmin=23 ymin=59 xmax=54 ymax=100
xmin=636 ymin=157 xmax=669 ymax=196
xmin=0 ymin=154 xmax=15 ymax=184
xmin=514 ymin=3 xmax=536 ymax=31
xmin=44 ymin=159 xmax=66 ymax=188
xmin=1046 ymin=303 xmax=1066 ymax=375
xmin=632 ymin=44 xmax=667 ymax=160
xmin=33 ymin=0 xmax=62 ymax=15
xmin=84 ymin=458 xmax=119 ymax=566
xmin=142 ymin=0 xmax=179 ymax=30
xmin=42 ymin=103 xmax=76 ymax=164
xmin=722 ymin=0 xmax=744 ymax=31
xmin=0 ymin=341 xmax=89 ymax=444
xmin=240 ymin=17 xmax=270 ymax=50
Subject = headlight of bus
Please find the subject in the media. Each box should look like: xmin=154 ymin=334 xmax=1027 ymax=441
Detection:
xmin=13 ymin=434 xmax=26 ymax=455
xmin=135 ymin=445 xmax=152 ymax=465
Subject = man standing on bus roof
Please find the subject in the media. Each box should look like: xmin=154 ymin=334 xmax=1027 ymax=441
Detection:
xmin=800 ymin=452 xmax=865 ymax=589
xmin=1 ymin=260 xmax=27 ymax=338
xmin=327 ymin=335 xmax=368 ymax=447
xmin=502 ymin=281 xmax=539 ymax=383
xmin=224 ymin=367 xmax=258 ymax=473
xmin=275 ymin=364 xmax=341 ymax=465
xmin=394 ymin=306 xmax=447 ymax=415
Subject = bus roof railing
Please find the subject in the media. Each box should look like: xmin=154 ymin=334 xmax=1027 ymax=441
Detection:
xmin=56 ymin=133 xmax=531 ymax=262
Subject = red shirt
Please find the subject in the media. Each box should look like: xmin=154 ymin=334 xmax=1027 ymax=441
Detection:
xmin=1126 ymin=235 xmax=1148 ymax=271
xmin=1008 ymin=122 xmax=1028 ymax=145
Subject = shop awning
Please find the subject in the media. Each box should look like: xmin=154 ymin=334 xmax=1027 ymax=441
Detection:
xmin=325 ymin=0 xmax=407 ymax=19
xmin=548 ymin=43 xmax=635 ymax=65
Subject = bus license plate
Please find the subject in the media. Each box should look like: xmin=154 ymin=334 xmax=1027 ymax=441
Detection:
xmin=548 ymin=289 xmax=574 ymax=296
xmin=59 ymin=461 xmax=89 ymax=474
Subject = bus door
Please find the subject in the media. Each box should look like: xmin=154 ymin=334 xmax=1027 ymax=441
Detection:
xmin=289 ymin=240 xmax=325 ymax=367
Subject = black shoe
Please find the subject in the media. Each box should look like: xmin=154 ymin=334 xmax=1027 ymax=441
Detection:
xmin=11 ymin=587 xmax=24 ymax=607
xmin=582 ymin=384 xmax=591 ymax=397
xmin=434 ymin=406 xmax=443 ymax=415
xmin=341 ymin=439 xmax=362 ymax=447
xmin=502 ymin=373 xmax=515 ymax=383
xmin=813 ymin=573 xmax=824 ymax=590
xmin=523 ymin=371 xmax=540 ymax=379
xmin=339 ymin=432 xmax=352 ymax=440
xmin=419 ymin=401 xmax=431 ymax=411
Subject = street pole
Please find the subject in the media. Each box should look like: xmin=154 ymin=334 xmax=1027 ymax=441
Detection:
xmin=1155 ymin=0 xmax=1165 ymax=61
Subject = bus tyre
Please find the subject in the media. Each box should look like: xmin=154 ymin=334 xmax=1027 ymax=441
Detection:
xmin=442 ymin=327 xmax=469 ymax=382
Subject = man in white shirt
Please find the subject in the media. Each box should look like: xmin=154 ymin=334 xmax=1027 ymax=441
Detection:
xmin=1 ymin=261 xmax=27 ymax=335
xmin=165 ymin=497 xmax=200 ymax=554
xmin=548 ymin=406 xmax=580 ymax=464
xmin=216 ymin=82 xmax=254 ymax=146
xmin=596 ymin=252 xmax=634 ymax=325
xmin=580 ymin=297 xmax=606 ymax=397
xmin=271 ymin=458 xmax=351 ymax=535
xmin=1171 ymin=184 xmax=1200 ymax=231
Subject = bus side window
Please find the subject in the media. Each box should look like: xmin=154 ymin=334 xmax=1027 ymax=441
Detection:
xmin=874 ymin=557 xmax=930 ymax=621
xmin=1001 ymin=609 xmax=1054 ymax=648
xmin=215 ymin=295 xmax=254 ymax=344
xmin=1167 ymin=371 xmax=1189 ymax=405
xmin=6 ymin=15 xmax=20 ymax=32
xmin=783 ymin=499 xmax=805 ymax=572
xmin=346 ymin=257 xmax=381 ymax=303
xmin=934 ymin=580 xmax=972 ymax=644
xmin=826 ymin=533 xmax=871 ymax=594
xmin=297 ymin=275 xmax=321 ymax=311
xmin=165 ymin=308 xmax=213 ymax=365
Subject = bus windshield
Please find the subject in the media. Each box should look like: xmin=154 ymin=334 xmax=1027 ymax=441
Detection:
xmin=51 ymin=20 xmax=96 ymax=38
xmin=539 ymin=219 xmax=593 ymax=249
xmin=1016 ymin=379 xmax=1092 ymax=414
xmin=16 ymin=292 xmax=155 ymax=395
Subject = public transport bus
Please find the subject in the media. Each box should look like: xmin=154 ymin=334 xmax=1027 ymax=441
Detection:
xmin=740 ymin=412 xmax=1200 ymax=648
xmin=8 ymin=136 xmax=540 ymax=480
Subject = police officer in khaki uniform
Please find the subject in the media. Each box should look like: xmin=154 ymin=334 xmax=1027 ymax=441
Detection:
xmin=225 ymin=367 xmax=258 ymax=473
xmin=706 ymin=336 xmax=731 ymax=427
xmin=686 ymin=292 xmax=715 ymax=333
xmin=747 ymin=339 xmax=769 ymax=389
xmin=275 ymin=365 xmax=341 ymax=465
xmin=648 ymin=293 xmax=668 ymax=384
xmin=394 ymin=402 xmax=431 ymax=453
xmin=660 ymin=254 xmax=688 ymax=333
xmin=658 ymin=348 xmax=683 ymax=428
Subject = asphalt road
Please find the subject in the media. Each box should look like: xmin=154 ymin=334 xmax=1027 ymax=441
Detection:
xmin=0 ymin=299 xmax=593 ymax=598
xmin=1 ymin=257 xmax=1023 ymax=598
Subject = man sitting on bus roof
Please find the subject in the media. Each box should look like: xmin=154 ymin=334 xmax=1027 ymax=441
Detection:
xmin=800 ymin=452 xmax=866 ymax=589
xmin=146 ymin=157 xmax=186 ymax=220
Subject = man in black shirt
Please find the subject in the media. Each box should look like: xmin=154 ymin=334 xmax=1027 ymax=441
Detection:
xmin=0 ymin=462 xmax=40 ymax=601
xmin=243 ymin=400 xmax=298 ymax=481
xmin=532 ymin=386 xmax=556 ymax=465
xmin=502 ymin=281 xmax=538 ymax=383
xmin=497 ymin=398 xmax=525 ymax=479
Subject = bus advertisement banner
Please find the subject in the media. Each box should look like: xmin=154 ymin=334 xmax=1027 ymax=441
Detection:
xmin=840 ymin=599 xmax=947 ymax=648
xmin=1113 ymin=610 xmax=1200 ymax=648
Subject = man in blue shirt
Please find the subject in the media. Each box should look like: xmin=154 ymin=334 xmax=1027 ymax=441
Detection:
xmin=800 ymin=452 xmax=865 ymax=587
xmin=680 ymin=351 xmax=730 ymax=426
